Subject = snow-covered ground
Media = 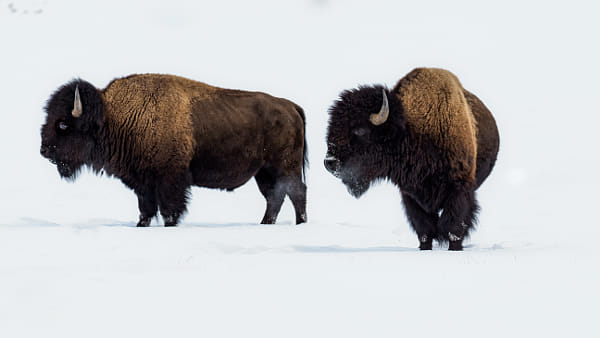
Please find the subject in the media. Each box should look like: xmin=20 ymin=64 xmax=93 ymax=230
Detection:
xmin=1 ymin=0 xmax=599 ymax=337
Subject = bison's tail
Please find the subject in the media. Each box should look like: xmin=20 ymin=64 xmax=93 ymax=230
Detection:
xmin=294 ymin=104 xmax=309 ymax=183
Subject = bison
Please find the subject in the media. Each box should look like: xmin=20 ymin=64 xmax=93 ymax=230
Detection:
xmin=324 ymin=68 xmax=499 ymax=250
xmin=41 ymin=74 xmax=307 ymax=227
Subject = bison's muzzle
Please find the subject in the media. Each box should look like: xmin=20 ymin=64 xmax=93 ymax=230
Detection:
xmin=40 ymin=144 xmax=53 ymax=159
xmin=40 ymin=144 xmax=74 ymax=177
xmin=324 ymin=155 xmax=340 ymax=177
xmin=324 ymin=154 xmax=370 ymax=198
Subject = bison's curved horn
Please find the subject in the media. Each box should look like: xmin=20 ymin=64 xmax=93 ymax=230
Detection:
xmin=369 ymin=89 xmax=389 ymax=126
xmin=72 ymin=85 xmax=83 ymax=118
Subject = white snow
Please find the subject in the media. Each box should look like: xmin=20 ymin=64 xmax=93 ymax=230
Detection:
xmin=1 ymin=0 xmax=599 ymax=337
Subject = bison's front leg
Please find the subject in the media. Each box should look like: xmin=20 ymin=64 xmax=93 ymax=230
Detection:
xmin=156 ymin=171 xmax=192 ymax=227
xmin=135 ymin=187 xmax=158 ymax=227
xmin=401 ymin=193 xmax=438 ymax=250
xmin=438 ymin=184 xmax=478 ymax=251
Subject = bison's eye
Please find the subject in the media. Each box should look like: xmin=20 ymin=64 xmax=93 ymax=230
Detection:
xmin=353 ymin=128 xmax=368 ymax=137
xmin=57 ymin=121 xmax=69 ymax=132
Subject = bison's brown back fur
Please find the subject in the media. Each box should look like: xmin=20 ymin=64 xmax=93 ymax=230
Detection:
xmin=187 ymin=89 xmax=305 ymax=189
xmin=393 ymin=68 xmax=478 ymax=183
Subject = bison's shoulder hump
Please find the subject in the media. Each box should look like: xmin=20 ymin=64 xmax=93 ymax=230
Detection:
xmin=104 ymin=74 xmax=217 ymax=96
xmin=101 ymin=74 xmax=199 ymax=171
xmin=395 ymin=68 xmax=478 ymax=181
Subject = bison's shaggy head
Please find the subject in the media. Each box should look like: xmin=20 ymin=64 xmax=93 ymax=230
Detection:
xmin=325 ymin=85 xmax=405 ymax=198
xmin=40 ymin=79 xmax=104 ymax=179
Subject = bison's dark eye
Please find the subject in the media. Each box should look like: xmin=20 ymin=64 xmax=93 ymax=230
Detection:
xmin=57 ymin=121 xmax=69 ymax=131
xmin=353 ymin=128 xmax=368 ymax=137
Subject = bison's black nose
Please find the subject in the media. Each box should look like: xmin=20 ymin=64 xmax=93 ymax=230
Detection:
xmin=324 ymin=157 xmax=338 ymax=173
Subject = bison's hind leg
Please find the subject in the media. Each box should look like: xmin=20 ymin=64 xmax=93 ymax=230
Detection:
xmin=401 ymin=193 xmax=439 ymax=250
xmin=156 ymin=171 xmax=192 ymax=227
xmin=255 ymin=167 xmax=286 ymax=224
xmin=285 ymin=176 xmax=307 ymax=224
xmin=437 ymin=183 xmax=479 ymax=251
xmin=255 ymin=167 xmax=307 ymax=225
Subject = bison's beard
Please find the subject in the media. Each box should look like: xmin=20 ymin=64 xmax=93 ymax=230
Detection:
xmin=337 ymin=167 xmax=372 ymax=198
xmin=55 ymin=161 xmax=82 ymax=180
xmin=342 ymin=177 xmax=371 ymax=198
xmin=332 ymin=162 xmax=375 ymax=199
xmin=325 ymin=154 xmax=379 ymax=198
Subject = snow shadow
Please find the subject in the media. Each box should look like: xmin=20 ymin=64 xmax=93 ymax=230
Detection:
xmin=1 ymin=217 xmax=62 ymax=227
xmin=81 ymin=221 xmax=261 ymax=228
xmin=182 ymin=221 xmax=298 ymax=228
xmin=294 ymin=244 xmax=510 ymax=253
xmin=293 ymin=245 xmax=417 ymax=253
xmin=183 ymin=222 xmax=267 ymax=228
xmin=84 ymin=219 xmax=137 ymax=227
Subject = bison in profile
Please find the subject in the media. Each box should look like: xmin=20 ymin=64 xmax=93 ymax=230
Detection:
xmin=41 ymin=74 xmax=307 ymax=226
xmin=325 ymin=68 xmax=499 ymax=250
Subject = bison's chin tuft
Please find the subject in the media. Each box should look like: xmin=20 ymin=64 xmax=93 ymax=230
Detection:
xmin=343 ymin=179 xmax=370 ymax=199
xmin=56 ymin=162 xmax=80 ymax=180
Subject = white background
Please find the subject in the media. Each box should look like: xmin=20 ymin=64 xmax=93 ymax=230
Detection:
xmin=1 ymin=0 xmax=599 ymax=337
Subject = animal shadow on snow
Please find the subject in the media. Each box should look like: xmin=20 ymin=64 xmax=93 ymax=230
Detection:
xmin=294 ymin=244 xmax=509 ymax=253
xmin=54 ymin=220 xmax=510 ymax=252
xmin=182 ymin=222 xmax=280 ymax=228
xmin=92 ymin=220 xmax=291 ymax=228
xmin=293 ymin=245 xmax=417 ymax=253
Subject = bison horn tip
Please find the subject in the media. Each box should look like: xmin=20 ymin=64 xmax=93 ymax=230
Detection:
xmin=72 ymin=85 xmax=83 ymax=118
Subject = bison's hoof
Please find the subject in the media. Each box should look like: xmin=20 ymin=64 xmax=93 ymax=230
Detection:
xmin=419 ymin=243 xmax=433 ymax=250
xmin=448 ymin=241 xmax=463 ymax=251
xmin=136 ymin=218 xmax=151 ymax=227
xmin=419 ymin=235 xmax=432 ymax=250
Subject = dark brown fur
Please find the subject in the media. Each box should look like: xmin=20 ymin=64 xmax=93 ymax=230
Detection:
xmin=325 ymin=68 xmax=499 ymax=250
xmin=41 ymin=74 xmax=307 ymax=226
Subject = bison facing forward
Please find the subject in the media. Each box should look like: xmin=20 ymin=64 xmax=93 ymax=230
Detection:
xmin=325 ymin=68 xmax=499 ymax=250
xmin=41 ymin=74 xmax=307 ymax=226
